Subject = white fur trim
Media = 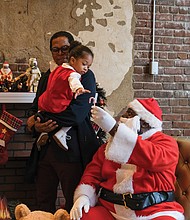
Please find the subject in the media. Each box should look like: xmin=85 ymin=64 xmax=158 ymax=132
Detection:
xmin=111 ymin=206 xmax=136 ymax=219
xmin=139 ymin=211 xmax=184 ymax=220
xmin=0 ymin=119 xmax=17 ymax=132
xmin=74 ymin=184 xmax=97 ymax=207
xmin=140 ymin=127 xmax=162 ymax=140
xmin=113 ymin=164 xmax=136 ymax=194
xmin=111 ymin=210 xmax=184 ymax=220
xmin=128 ymin=99 xmax=162 ymax=128
xmin=105 ymin=123 xmax=138 ymax=164
xmin=0 ymin=140 xmax=5 ymax=147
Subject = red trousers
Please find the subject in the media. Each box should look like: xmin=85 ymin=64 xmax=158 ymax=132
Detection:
xmin=82 ymin=206 xmax=114 ymax=220
xmin=81 ymin=206 xmax=177 ymax=220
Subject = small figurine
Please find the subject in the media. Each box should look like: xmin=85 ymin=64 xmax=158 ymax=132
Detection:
xmin=26 ymin=58 xmax=41 ymax=92
xmin=0 ymin=61 xmax=13 ymax=83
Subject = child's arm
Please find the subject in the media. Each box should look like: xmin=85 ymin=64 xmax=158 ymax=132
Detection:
xmin=69 ymin=72 xmax=91 ymax=99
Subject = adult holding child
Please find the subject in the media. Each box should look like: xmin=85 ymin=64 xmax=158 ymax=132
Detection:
xmin=35 ymin=40 xmax=93 ymax=151
xmin=26 ymin=31 xmax=100 ymax=213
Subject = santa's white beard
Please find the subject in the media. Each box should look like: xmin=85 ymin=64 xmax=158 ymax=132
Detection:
xmin=1 ymin=68 xmax=11 ymax=75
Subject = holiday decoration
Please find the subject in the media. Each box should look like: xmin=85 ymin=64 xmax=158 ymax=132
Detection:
xmin=26 ymin=58 xmax=41 ymax=92
xmin=6 ymin=58 xmax=41 ymax=92
xmin=0 ymin=107 xmax=23 ymax=165
xmin=0 ymin=62 xmax=13 ymax=92
xmin=91 ymin=83 xmax=107 ymax=144
xmin=14 ymin=204 xmax=70 ymax=220
xmin=0 ymin=62 xmax=13 ymax=83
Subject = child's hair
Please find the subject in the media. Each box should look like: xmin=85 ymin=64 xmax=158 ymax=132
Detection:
xmin=69 ymin=41 xmax=94 ymax=60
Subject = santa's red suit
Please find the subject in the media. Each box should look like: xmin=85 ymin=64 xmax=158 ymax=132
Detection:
xmin=73 ymin=98 xmax=184 ymax=220
xmin=0 ymin=62 xmax=13 ymax=82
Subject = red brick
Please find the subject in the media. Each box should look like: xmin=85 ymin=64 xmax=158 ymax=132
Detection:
xmin=179 ymin=99 xmax=189 ymax=106
xmin=175 ymin=60 xmax=190 ymax=67
xmin=169 ymin=99 xmax=179 ymax=106
xmin=169 ymin=7 xmax=179 ymax=14
xmin=135 ymin=12 xmax=152 ymax=20
xmin=183 ymin=115 xmax=190 ymax=120
xmin=184 ymin=84 xmax=190 ymax=90
xmin=154 ymin=75 xmax=175 ymax=82
xmin=174 ymin=91 xmax=190 ymax=98
xmin=168 ymin=53 xmax=177 ymax=59
xmin=134 ymin=90 xmax=154 ymax=98
xmin=173 ymin=107 xmax=190 ymax=114
xmin=179 ymin=7 xmax=189 ymax=14
xmin=163 ymin=129 xmax=183 ymax=136
xmin=158 ymin=98 xmax=169 ymax=106
xmin=164 ymin=67 xmax=184 ymax=77
xmin=154 ymin=91 xmax=173 ymax=98
xmin=133 ymin=82 xmax=143 ymax=89
xmin=162 ymin=114 xmax=182 ymax=121
xmin=163 ymin=121 xmax=172 ymax=129
xmin=176 ymin=1 xmax=190 ymax=6
xmin=159 ymin=6 xmax=169 ymax=13
xmin=175 ymin=75 xmax=190 ymax=82
xmin=160 ymin=106 xmax=172 ymax=114
xmin=163 ymin=83 xmax=183 ymax=90
xmin=174 ymin=15 xmax=190 ymax=22
xmin=143 ymin=83 xmax=162 ymax=90
xmin=184 ymin=130 xmax=190 ymax=136
xmin=173 ymin=121 xmax=190 ymax=129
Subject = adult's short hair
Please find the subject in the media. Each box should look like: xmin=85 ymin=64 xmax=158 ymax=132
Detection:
xmin=49 ymin=31 xmax=74 ymax=50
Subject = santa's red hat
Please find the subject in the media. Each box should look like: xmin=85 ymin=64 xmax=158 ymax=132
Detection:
xmin=128 ymin=98 xmax=162 ymax=128
xmin=3 ymin=61 xmax=9 ymax=67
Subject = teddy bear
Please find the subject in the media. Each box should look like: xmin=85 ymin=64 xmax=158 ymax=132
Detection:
xmin=15 ymin=203 xmax=70 ymax=220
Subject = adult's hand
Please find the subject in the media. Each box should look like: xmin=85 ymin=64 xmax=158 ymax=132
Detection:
xmin=70 ymin=195 xmax=90 ymax=220
xmin=34 ymin=117 xmax=58 ymax=133
xmin=26 ymin=115 xmax=35 ymax=132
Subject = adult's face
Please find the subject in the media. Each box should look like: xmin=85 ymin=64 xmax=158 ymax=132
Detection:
xmin=51 ymin=36 xmax=70 ymax=66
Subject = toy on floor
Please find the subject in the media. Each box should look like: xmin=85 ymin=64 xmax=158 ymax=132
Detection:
xmin=15 ymin=204 xmax=70 ymax=220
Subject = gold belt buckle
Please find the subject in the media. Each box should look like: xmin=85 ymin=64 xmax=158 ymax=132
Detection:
xmin=122 ymin=192 xmax=132 ymax=209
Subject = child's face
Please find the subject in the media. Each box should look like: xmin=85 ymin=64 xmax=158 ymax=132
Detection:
xmin=70 ymin=53 xmax=93 ymax=75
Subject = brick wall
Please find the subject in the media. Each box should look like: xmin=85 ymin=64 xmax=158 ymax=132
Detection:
xmin=134 ymin=0 xmax=190 ymax=137
xmin=0 ymin=0 xmax=190 ymax=212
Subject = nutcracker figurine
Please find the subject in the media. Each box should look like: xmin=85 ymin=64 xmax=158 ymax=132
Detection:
xmin=26 ymin=58 xmax=41 ymax=92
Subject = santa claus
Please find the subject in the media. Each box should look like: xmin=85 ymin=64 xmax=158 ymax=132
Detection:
xmin=70 ymin=98 xmax=184 ymax=220
xmin=0 ymin=61 xmax=13 ymax=82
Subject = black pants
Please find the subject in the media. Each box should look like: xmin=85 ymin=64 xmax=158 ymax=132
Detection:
xmin=36 ymin=144 xmax=83 ymax=213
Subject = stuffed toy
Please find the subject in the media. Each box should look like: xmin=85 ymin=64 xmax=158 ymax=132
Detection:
xmin=15 ymin=204 xmax=70 ymax=220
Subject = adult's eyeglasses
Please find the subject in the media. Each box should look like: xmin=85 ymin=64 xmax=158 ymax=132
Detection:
xmin=51 ymin=45 xmax=70 ymax=53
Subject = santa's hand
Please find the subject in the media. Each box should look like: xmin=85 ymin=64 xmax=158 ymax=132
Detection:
xmin=70 ymin=195 xmax=90 ymax=220
xmin=120 ymin=115 xmax=140 ymax=134
xmin=91 ymin=106 xmax=116 ymax=132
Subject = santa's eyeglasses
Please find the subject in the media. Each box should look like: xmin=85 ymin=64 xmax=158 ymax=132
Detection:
xmin=51 ymin=45 xmax=69 ymax=53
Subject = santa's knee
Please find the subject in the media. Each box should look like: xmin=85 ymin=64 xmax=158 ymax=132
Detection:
xmin=81 ymin=206 xmax=114 ymax=220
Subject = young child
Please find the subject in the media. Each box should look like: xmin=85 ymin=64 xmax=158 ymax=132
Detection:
xmin=36 ymin=41 xmax=94 ymax=150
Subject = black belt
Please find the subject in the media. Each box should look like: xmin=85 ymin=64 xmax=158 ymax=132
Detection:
xmin=99 ymin=188 xmax=175 ymax=210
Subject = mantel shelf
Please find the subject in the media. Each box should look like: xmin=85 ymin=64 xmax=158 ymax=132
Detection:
xmin=0 ymin=92 xmax=35 ymax=103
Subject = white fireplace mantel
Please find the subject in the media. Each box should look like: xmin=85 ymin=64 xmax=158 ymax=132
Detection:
xmin=0 ymin=92 xmax=36 ymax=103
